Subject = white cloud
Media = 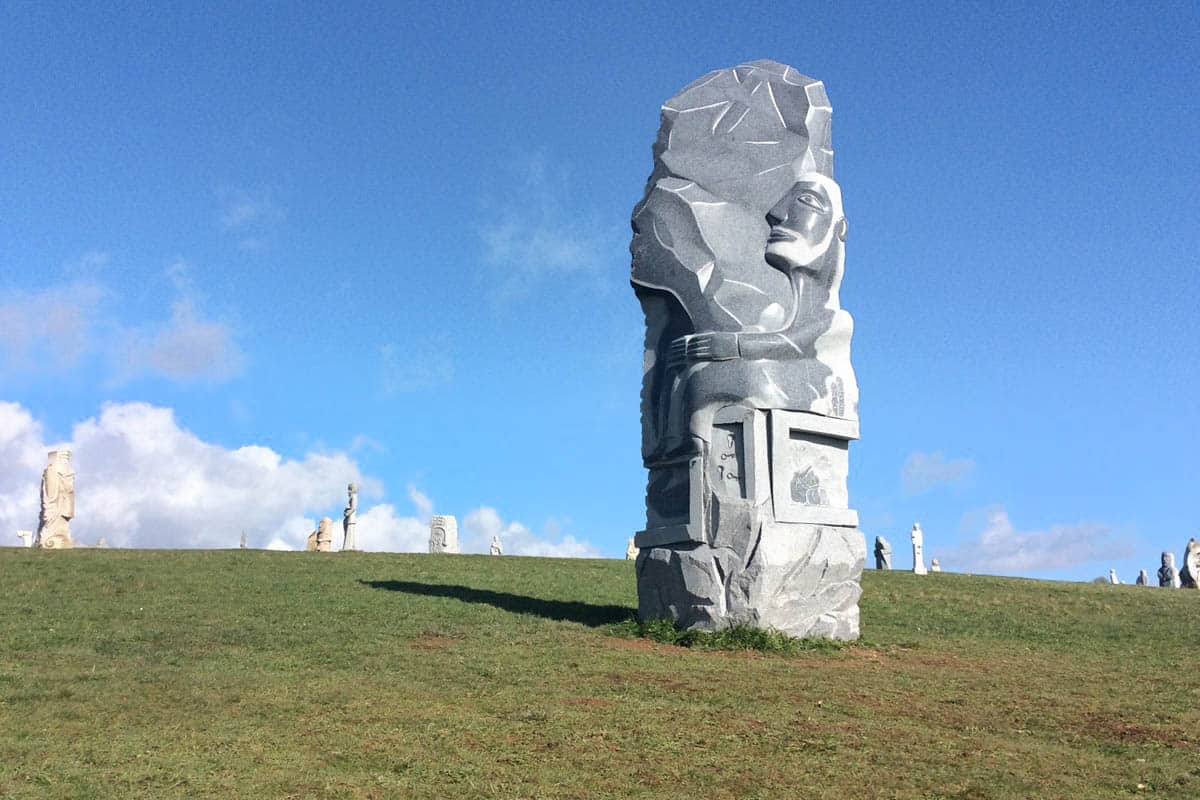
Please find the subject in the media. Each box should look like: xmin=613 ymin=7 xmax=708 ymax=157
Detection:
xmin=462 ymin=506 xmax=600 ymax=558
xmin=407 ymin=485 xmax=433 ymax=522
xmin=0 ymin=401 xmax=375 ymax=549
xmin=478 ymin=156 xmax=620 ymax=296
xmin=0 ymin=401 xmax=601 ymax=558
xmin=944 ymin=506 xmax=1133 ymax=575
xmin=900 ymin=451 xmax=976 ymax=495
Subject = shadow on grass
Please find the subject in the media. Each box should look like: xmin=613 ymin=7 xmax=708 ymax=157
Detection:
xmin=360 ymin=580 xmax=635 ymax=627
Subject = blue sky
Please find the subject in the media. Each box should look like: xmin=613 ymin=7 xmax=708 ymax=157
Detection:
xmin=1 ymin=1 xmax=1196 ymax=579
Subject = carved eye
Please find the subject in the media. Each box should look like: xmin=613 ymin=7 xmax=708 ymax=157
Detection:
xmin=797 ymin=191 xmax=824 ymax=212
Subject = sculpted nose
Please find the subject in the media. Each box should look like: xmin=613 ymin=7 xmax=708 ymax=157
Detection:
xmin=765 ymin=196 xmax=790 ymax=227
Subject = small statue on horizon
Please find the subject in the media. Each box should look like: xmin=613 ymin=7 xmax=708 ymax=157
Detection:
xmin=315 ymin=517 xmax=334 ymax=552
xmin=428 ymin=515 xmax=459 ymax=554
xmin=874 ymin=536 xmax=892 ymax=570
xmin=1159 ymin=551 xmax=1181 ymax=588
xmin=342 ymin=483 xmax=358 ymax=551
xmin=625 ymin=537 xmax=639 ymax=561
xmin=35 ymin=450 xmax=75 ymax=549
xmin=1108 ymin=568 xmax=1121 ymax=585
xmin=911 ymin=523 xmax=927 ymax=575
xmin=239 ymin=531 xmax=247 ymax=549
xmin=16 ymin=530 xmax=33 ymax=548
xmin=490 ymin=535 xmax=503 ymax=556
xmin=930 ymin=558 xmax=941 ymax=573
xmin=1136 ymin=569 xmax=1149 ymax=586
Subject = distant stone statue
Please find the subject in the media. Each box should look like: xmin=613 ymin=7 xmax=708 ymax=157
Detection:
xmin=94 ymin=537 xmax=108 ymax=548
xmin=1180 ymin=538 xmax=1200 ymax=589
xmin=911 ymin=523 xmax=927 ymax=575
xmin=1136 ymin=569 xmax=1149 ymax=586
xmin=239 ymin=531 xmax=247 ymax=549
xmin=315 ymin=517 xmax=334 ymax=552
xmin=16 ymin=530 xmax=33 ymax=548
xmin=35 ymin=450 xmax=75 ymax=549
xmin=305 ymin=529 xmax=318 ymax=551
xmin=429 ymin=515 xmax=459 ymax=554
xmin=1108 ymin=568 xmax=1120 ymax=585
xmin=342 ymin=483 xmax=358 ymax=551
xmin=489 ymin=535 xmax=503 ymax=556
xmin=1159 ymin=551 xmax=1181 ymax=588
xmin=632 ymin=61 xmax=863 ymax=641
xmin=930 ymin=558 xmax=941 ymax=573
xmin=874 ymin=536 xmax=892 ymax=569
xmin=625 ymin=538 xmax=639 ymax=561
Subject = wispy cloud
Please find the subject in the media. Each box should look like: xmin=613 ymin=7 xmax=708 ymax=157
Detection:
xmin=0 ymin=279 xmax=110 ymax=372
xmin=217 ymin=188 xmax=285 ymax=251
xmin=462 ymin=506 xmax=600 ymax=558
xmin=1 ymin=258 xmax=245 ymax=385
xmin=900 ymin=451 xmax=976 ymax=495
xmin=478 ymin=155 xmax=622 ymax=297
xmin=943 ymin=506 xmax=1133 ymax=575
xmin=378 ymin=338 xmax=454 ymax=394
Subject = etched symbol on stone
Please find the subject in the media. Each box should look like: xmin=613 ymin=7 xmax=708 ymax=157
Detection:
xmin=789 ymin=465 xmax=829 ymax=505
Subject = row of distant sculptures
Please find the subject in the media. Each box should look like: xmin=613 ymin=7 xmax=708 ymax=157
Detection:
xmin=1124 ymin=542 xmax=1200 ymax=588
xmin=872 ymin=523 xmax=941 ymax=574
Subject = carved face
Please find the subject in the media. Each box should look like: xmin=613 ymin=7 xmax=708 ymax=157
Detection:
xmin=764 ymin=174 xmax=844 ymax=272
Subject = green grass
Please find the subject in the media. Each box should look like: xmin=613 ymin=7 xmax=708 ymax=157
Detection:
xmin=1 ymin=548 xmax=1198 ymax=799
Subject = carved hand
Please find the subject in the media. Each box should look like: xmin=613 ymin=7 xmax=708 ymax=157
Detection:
xmin=669 ymin=332 xmax=739 ymax=367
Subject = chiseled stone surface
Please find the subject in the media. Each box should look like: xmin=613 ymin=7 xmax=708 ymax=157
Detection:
xmin=874 ymin=536 xmax=892 ymax=570
xmin=631 ymin=61 xmax=863 ymax=640
xmin=1159 ymin=551 xmax=1181 ymax=588
xmin=16 ymin=530 xmax=33 ymax=548
xmin=490 ymin=535 xmax=503 ymax=556
xmin=1136 ymin=569 xmax=1149 ymax=586
xmin=35 ymin=450 xmax=75 ymax=549
xmin=429 ymin=515 xmax=460 ymax=554
xmin=342 ymin=483 xmax=358 ymax=551
xmin=1181 ymin=538 xmax=1200 ymax=589
xmin=911 ymin=523 xmax=927 ymax=575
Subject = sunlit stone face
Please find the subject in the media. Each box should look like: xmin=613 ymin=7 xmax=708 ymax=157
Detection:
xmin=764 ymin=175 xmax=840 ymax=271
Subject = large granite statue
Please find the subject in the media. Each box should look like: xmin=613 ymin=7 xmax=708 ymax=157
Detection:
xmin=1159 ymin=551 xmax=1181 ymax=588
xmin=35 ymin=450 xmax=75 ymax=549
xmin=874 ymin=536 xmax=891 ymax=570
xmin=342 ymin=483 xmax=358 ymax=551
xmin=429 ymin=515 xmax=459 ymax=554
xmin=1181 ymin=538 xmax=1200 ymax=589
xmin=631 ymin=60 xmax=863 ymax=640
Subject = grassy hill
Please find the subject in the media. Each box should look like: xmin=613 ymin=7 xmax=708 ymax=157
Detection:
xmin=1 ymin=548 xmax=1197 ymax=799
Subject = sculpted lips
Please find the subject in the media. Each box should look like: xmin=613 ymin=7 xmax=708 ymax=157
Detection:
xmin=767 ymin=229 xmax=797 ymax=243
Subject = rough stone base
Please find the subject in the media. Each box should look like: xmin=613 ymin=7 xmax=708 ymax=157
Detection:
xmin=636 ymin=523 xmax=864 ymax=640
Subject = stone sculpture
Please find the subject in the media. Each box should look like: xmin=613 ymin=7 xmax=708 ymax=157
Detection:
xmin=911 ymin=523 xmax=927 ymax=575
xmin=625 ymin=537 xmax=639 ymax=561
xmin=874 ymin=536 xmax=892 ymax=570
xmin=315 ymin=517 xmax=334 ymax=552
xmin=490 ymin=535 xmax=503 ymax=556
xmin=94 ymin=537 xmax=108 ymax=548
xmin=1159 ymin=551 xmax=1181 ymax=588
xmin=16 ymin=530 xmax=33 ymax=548
xmin=35 ymin=450 xmax=75 ymax=549
xmin=429 ymin=515 xmax=459 ymax=554
xmin=342 ymin=483 xmax=358 ymax=551
xmin=930 ymin=558 xmax=941 ymax=573
xmin=631 ymin=60 xmax=862 ymax=640
xmin=239 ymin=531 xmax=247 ymax=549
xmin=1108 ymin=568 xmax=1120 ymax=585
xmin=1181 ymin=538 xmax=1200 ymax=589
xmin=1136 ymin=569 xmax=1149 ymax=586
xmin=305 ymin=530 xmax=318 ymax=551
